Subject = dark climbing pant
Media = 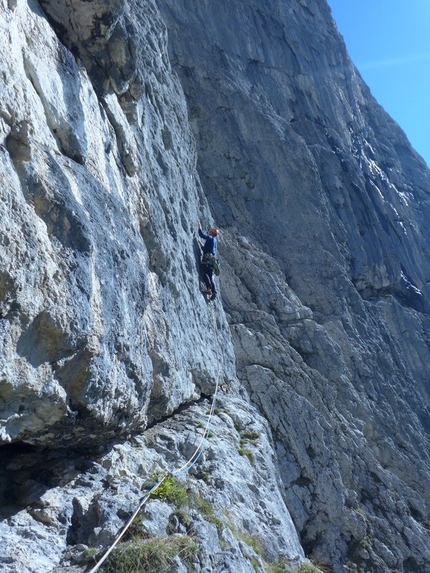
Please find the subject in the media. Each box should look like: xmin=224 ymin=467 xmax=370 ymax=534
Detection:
xmin=202 ymin=264 xmax=216 ymax=294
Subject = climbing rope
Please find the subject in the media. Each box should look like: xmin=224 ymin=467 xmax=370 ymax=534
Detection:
xmin=88 ymin=303 xmax=221 ymax=573
xmin=173 ymin=304 xmax=221 ymax=477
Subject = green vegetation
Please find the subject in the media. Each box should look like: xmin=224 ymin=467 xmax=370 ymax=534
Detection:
xmin=198 ymin=470 xmax=211 ymax=484
xmin=94 ymin=471 xmax=336 ymax=573
xmin=101 ymin=534 xmax=198 ymax=573
xmin=241 ymin=430 xmax=260 ymax=442
xmin=311 ymin=560 xmax=334 ymax=573
xmin=234 ymin=530 xmax=264 ymax=572
xmin=81 ymin=547 xmax=100 ymax=563
xmin=238 ymin=445 xmax=255 ymax=464
xmin=250 ymin=556 xmax=260 ymax=572
xmin=287 ymin=562 xmax=333 ymax=573
xmin=190 ymin=490 xmax=224 ymax=531
xmin=232 ymin=529 xmax=289 ymax=573
xmin=264 ymin=559 xmax=290 ymax=573
xmin=151 ymin=475 xmax=224 ymax=530
xmin=291 ymin=564 xmax=318 ymax=573
xmin=98 ymin=475 xmax=228 ymax=573
xmin=267 ymin=560 xmax=329 ymax=573
xmin=222 ymin=523 xmax=329 ymax=573
xmin=236 ymin=530 xmax=265 ymax=555
xmin=151 ymin=474 xmax=188 ymax=510
xmin=237 ymin=429 xmax=260 ymax=465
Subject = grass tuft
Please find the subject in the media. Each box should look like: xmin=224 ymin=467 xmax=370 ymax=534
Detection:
xmin=101 ymin=535 xmax=198 ymax=573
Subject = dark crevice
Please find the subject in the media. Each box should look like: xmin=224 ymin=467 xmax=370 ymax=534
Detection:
xmin=0 ymin=388 xmax=216 ymax=519
xmin=0 ymin=443 xmax=78 ymax=517
xmin=146 ymin=391 xmax=214 ymax=431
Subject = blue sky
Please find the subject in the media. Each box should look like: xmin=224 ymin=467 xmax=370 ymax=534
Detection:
xmin=327 ymin=0 xmax=430 ymax=166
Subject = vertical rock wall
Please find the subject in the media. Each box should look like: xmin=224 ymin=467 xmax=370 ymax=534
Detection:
xmin=0 ymin=0 xmax=235 ymax=449
xmin=0 ymin=0 xmax=429 ymax=572
xmin=157 ymin=0 xmax=430 ymax=571
xmin=0 ymin=2 xmax=302 ymax=572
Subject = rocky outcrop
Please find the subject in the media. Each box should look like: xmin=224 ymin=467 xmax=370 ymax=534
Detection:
xmin=0 ymin=0 xmax=429 ymax=572
xmin=0 ymin=394 xmax=305 ymax=573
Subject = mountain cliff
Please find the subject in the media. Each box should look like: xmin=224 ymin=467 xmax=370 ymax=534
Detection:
xmin=0 ymin=1 xmax=429 ymax=572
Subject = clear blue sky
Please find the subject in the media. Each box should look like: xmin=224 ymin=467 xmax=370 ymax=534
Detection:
xmin=327 ymin=0 xmax=430 ymax=167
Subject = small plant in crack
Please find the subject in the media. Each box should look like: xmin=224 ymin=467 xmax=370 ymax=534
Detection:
xmin=237 ymin=429 xmax=260 ymax=465
xmin=190 ymin=491 xmax=224 ymax=531
xmin=150 ymin=474 xmax=188 ymax=510
xmin=239 ymin=444 xmax=255 ymax=465
xmin=241 ymin=430 xmax=260 ymax=442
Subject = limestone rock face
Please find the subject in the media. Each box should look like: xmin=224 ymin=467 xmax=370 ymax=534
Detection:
xmin=0 ymin=395 xmax=305 ymax=573
xmin=0 ymin=0 xmax=430 ymax=572
xmin=0 ymin=0 xmax=235 ymax=448
xmin=158 ymin=0 xmax=430 ymax=571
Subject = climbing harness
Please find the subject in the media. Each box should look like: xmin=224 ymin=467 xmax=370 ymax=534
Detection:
xmin=88 ymin=305 xmax=221 ymax=573
xmin=202 ymin=252 xmax=220 ymax=276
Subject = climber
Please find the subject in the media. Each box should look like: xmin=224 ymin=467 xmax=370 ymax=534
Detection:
xmin=198 ymin=220 xmax=219 ymax=301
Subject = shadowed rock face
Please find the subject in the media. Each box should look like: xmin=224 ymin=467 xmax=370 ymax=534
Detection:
xmin=0 ymin=0 xmax=429 ymax=572
xmin=158 ymin=0 xmax=430 ymax=571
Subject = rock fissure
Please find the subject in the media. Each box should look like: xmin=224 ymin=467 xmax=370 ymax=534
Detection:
xmin=145 ymin=391 xmax=217 ymax=432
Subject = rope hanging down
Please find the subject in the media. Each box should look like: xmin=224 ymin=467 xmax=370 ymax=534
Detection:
xmin=88 ymin=304 xmax=221 ymax=573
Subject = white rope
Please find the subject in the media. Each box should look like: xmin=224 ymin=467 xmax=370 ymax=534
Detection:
xmin=173 ymin=305 xmax=220 ymax=475
xmin=88 ymin=303 xmax=221 ymax=573
xmin=87 ymin=475 xmax=169 ymax=573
